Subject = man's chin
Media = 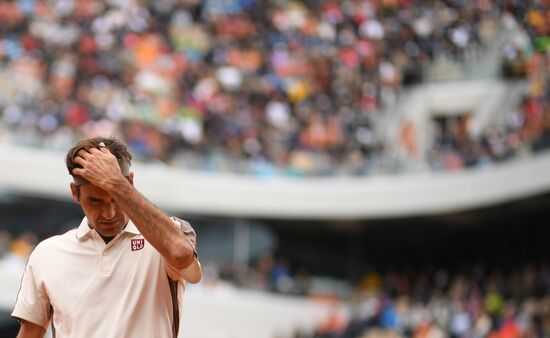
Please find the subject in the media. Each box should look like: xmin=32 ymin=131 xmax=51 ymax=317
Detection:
xmin=95 ymin=225 xmax=124 ymax=237
xmin=97 ymin=231 xmax=122 ymax=239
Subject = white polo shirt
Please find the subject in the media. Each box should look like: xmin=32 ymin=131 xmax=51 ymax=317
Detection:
xmin=12 ymin=217 xmax=201 ymax=338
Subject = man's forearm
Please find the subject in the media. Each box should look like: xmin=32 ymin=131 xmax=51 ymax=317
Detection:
xmin=17 ymin=321 xmax=46 ymax=338
xmin=107 ymin=178 xmax=195 ymax=269
xmin=71 ymin=143 xmax=195 ymax=269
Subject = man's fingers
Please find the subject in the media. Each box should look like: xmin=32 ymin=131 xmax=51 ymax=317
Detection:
xmin=72 ymin=168 xmax=84 ymax=177
xmin=73 ymin=156 xmax=86 ymax=166
xmin=86 ymin=143 xmax=108 ymax=154
xmin=77 ymin=149 xmax=92 ymax=159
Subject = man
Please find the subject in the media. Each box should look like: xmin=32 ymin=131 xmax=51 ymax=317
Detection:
xmin=12 ymin=136 xmax=201 ymax=338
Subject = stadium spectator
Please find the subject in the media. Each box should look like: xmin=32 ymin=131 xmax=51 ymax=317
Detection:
xmin=0 ymin=0 xmax=548 ymax=176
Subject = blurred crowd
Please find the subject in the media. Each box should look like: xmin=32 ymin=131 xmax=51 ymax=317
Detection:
xmin=2 ymin=228 xmax=550 ymax=338
xmin=295 ymin=264 xmax=550 ymax=338
xmin=202 ymin=252 xmax=316 ymax=296
xmin=0 ymin=230 xmax=36 ymax=278
xmin=183 ymin=248 xmax=550 ymax=338
xmin=196 ymin=248 xmax=550 ymax=338
xmin=428 ymin=14 xmax=550 ymax=172
xmin=0 ymin=0 xmax=548 ymax=176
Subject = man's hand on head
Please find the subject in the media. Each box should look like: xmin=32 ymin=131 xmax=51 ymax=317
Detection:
xmin=72 ymin=142 xmax=126 ymax=190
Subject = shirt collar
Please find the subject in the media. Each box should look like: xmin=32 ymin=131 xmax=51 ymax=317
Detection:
xmin=76 ymin=217 xmax=93 ymax=239
xmin=76 ymin=217 xmax=141 ymax=239
xmin=122 ymin=220 xmax=140 ymax=235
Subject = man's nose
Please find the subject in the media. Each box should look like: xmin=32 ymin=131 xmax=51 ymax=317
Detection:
xmin=102 ymin=201 xmax=116 ymax=219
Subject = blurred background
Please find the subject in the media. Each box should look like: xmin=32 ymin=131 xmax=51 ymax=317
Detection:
xmin=0 ymin=0 xmax=549 ymax=337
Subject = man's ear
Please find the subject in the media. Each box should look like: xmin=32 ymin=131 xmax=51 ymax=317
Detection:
xmin=128 ymin=172 xmax=134 ymax=186
xmin=70 ymin=182 xmax=81 ymax=204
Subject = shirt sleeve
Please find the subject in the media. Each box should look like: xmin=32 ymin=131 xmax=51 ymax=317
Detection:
xmin=164 ymin=217 xmax=202 ymax=283
xmin=11 ymin=247 xmax=52 ymax=330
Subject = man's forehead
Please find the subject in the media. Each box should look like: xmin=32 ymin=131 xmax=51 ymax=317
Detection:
xmin=79 ymin=184 xmax=111 ymax=198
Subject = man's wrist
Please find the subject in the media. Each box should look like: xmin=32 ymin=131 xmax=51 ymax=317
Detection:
xmin=104 ymin=175 xmax=132 ymax=195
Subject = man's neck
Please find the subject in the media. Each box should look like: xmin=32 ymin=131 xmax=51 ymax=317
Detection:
xmin=87 ymin=222 xmax=128 ymax=244
xmin=100 ymin=235 xmax=115 ymax=244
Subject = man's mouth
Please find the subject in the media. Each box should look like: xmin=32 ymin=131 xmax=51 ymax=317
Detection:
xmin=99 ymin=220 xmax=119 ymax=227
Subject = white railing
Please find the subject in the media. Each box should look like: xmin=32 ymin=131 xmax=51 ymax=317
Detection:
xmin=0 ymin=142 xmax=549 ymax=219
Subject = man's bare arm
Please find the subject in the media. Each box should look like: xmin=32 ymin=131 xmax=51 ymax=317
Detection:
xmin=17 ymin=320 xmax=46 ymax=338
xmin=107 ymin=178 xmax=195 ymax=269
xmin=72 ymin=145 xmax=195 ymax=269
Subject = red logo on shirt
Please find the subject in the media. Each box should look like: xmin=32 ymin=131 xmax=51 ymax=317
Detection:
xmin=131 ymin=239 xmax=145 ymax=251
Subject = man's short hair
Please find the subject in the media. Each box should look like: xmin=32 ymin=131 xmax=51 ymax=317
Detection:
xmin=65 ymin=136 xmax=133 ymax=182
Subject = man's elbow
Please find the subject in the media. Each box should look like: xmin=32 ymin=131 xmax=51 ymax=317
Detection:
xmin=169 ymin=240 xmax=195 ymax=269
xmin=185 ymin=265 xmax=202 ymax=284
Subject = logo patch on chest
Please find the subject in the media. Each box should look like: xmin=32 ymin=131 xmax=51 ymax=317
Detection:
xmin=131 ymin=238 xmax=145 ymax=251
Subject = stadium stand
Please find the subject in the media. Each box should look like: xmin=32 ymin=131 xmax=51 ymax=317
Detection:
xmin=0 ymin=0 xmax=548 ymax=176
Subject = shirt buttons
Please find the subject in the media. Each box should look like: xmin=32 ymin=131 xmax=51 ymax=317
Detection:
xmin=100 ymin=255 xmax=111 ymax=275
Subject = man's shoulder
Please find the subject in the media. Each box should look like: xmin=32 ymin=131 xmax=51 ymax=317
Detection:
xmin=32 ymin=228 xmax=78 ymax=255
